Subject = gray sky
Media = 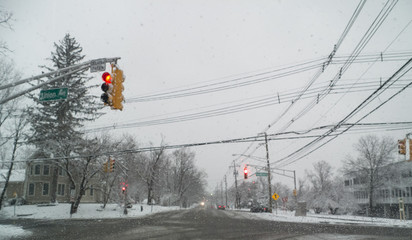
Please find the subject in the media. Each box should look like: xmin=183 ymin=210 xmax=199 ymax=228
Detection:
xmin=2 ymin=0 xmax=412 ymax=191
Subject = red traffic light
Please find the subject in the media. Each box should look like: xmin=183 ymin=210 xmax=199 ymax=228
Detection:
xmin=122 ymin=187 xmax=126 ymax=191
xmin=102 ymin=72 xmax=112 ymax=84
xmin=244 ymin=167 xmax=248 ymax=179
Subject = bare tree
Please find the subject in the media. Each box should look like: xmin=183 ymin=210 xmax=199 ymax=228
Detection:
xmin=0 ymin=112 xmax=28 ymax=209
xmin=0 ymin=8 xmax=13 ymax=55
xmin=170 ymin=148 xmax=206 ymax=207
xmin=136 ymin=142 xmax=166 ymax=205
xmin=304 ymin=160 xmax=335 ymax=213
xmin=342 ymin=134 xmax=396 ymax=216
xmin=68 ymin=137 xmax=107 ymax=214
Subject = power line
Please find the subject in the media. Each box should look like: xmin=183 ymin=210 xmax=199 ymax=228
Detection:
xmin=7 ymin=121 xmax=412 ymax=164
xmin=83 ymin=79 xmax=410 ymax=133
xmin=273 ymin=57 xmax=412 ymax=168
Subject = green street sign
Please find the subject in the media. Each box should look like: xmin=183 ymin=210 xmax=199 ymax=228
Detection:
xmin=39 ymin=88 xmax=68 ymax=102
xmin=256 ymin=172 xmax=268 ymax=177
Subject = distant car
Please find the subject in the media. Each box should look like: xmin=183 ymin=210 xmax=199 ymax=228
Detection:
xmin=217 ymin=205 xmax=226 ymax=210
xmin=250 ymin=205 xmax=268 ymax=212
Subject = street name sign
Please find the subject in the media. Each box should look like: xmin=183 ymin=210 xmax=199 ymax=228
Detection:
xmin=256 ymin=172 xmax=268 ymax=177
xmin=90 ymin=59 xmax=106 ymax=73
xmin=39 ymin=88 xmax=68 ymax=101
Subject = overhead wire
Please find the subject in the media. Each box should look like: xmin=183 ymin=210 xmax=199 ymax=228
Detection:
xmin=274 ymin=57 xmax=412 ymax=168
xmin=275 ymin=0 xmax=399 ymax=134
xmin=83 ymin=78 xmax=411 ymax=133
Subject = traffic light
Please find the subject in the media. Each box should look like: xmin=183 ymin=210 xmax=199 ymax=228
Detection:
xmin=244 ymin=167 xmax=248 ymax=179
xmin=111 ymin=64 xmax=125 ymax=111
xmin=109 ymin=159 xmax=115 ymax=172
xmin=103 ymin=162 xmax=108 ymax=173
xmin=293 ymin=189 xmax=297 ymax=197
xmin=398 ymin=139 xmax=406 ymax=155
xmin=409 ymin=139 xmax=412 ymax=161
xmin=101 ymin=72 xmax=113 ymax=106
xmin=122 ymin=186 xmax=126 ymax=194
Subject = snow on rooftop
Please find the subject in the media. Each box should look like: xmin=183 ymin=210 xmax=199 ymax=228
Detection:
xmin=0 ymin=169 xmax=26 ymax=183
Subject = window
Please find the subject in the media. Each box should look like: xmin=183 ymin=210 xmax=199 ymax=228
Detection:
xmin=58 ymin=167 xmax=65 ymax=176
xmin=43 ymin=165 xmax=50 ymax=175
xmin=57 ymin=184 xmax=65 ymax=196
xmin=34 ymin=165 xmax=41 ymax=175
xmin=42 ymin=183 xmax=49 ymax=195
xmin=344 ymin=180 xmax=350 ymax=186
xmin=28 ymin=183 xmax=35 ymax=196
xmin=90 ymin=185 xmax=94 ymax=196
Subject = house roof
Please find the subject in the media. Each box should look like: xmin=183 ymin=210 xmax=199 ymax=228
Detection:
xmin=0 ymin=169 xmax=26 ymax=183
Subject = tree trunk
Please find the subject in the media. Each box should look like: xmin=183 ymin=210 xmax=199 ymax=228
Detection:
xmin=50 ymin=161 xmax=59 ymax=203
xmin=147 ymin=185 xmax=153 ymax=205
xmin=368 ymin=171 xmax=374 ymax=216
xmin=0 ymin=161 xmax=14 ymax=210
xmin=0 ymin=126 xmax=19 ymax=210
xmin=71 ymin=188 xmax=85 ymax=214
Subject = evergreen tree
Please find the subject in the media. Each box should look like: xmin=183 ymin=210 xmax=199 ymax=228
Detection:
xmin=27 ymin=33 xmax=103 ymax=202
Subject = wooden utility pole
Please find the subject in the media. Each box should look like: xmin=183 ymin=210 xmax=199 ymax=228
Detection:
xmin=224 ymin=175 xmax=228 ymax=208
xmin=232 ymin=161 xmax=240 ymax=208
xmin=265 ymin=133 xmax=273 ymax=213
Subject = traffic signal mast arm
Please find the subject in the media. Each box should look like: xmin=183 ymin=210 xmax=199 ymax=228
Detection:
xmin=0 ymin=57 xmax=121 ymax=105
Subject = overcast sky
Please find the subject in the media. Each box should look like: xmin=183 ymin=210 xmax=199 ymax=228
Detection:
xmin=2 ymin=0 xmax=412 ymax=191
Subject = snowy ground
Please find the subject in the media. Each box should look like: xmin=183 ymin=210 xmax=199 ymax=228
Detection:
xmin=236 ymin=208 xmax=412 ymax=228
xmin=0 ymin=203 xmax=180 ymax=239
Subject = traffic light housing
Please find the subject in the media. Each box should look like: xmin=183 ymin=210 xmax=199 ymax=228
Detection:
xmin=398 ymin=139 xmax=406 ymax=155
xmin=101 ymin=72 xmax=113 ymax=106
xmin=409 ymin=139 xmax=412 ymax=161
xmin=122 ymin=186 xmax=126 ymax=193
xmin=111 ymin=64 xmax=125 ymax=111
xmin=244 ymin=167 xmax=248 ymax=179
xmin=103 ymin=162 xmax=108 ymax=173
xmin=109 ymin=159 xmax=115 ymax=172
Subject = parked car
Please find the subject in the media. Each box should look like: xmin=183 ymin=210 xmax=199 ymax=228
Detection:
xmin=250 ymin=204 xmax=268 ymax=213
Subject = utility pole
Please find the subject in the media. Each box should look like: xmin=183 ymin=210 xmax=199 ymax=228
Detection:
xmin=224 ymin=175 xmax=228 ymax=208
xmin=264 ymin=133 xmax=273 ymax=213
xmin=232 ymin=161 xmax=240 ymax=209
xmin=293 ymin=170 xmax=297 ymax=208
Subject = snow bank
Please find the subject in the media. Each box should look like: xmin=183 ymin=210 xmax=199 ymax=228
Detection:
xmin=0 ymin=224 xmax=31 ymax=240
xmin=0 ymin=203 xmax=180 ymax=220
xmin=237 ymin=208 xmax=412 ymax=228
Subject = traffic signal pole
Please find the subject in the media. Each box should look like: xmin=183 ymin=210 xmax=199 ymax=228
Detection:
xmin=0 ymin=57 xmax=120 ymax=105
xmin=264 ymin=133 xmax=273 ymax=213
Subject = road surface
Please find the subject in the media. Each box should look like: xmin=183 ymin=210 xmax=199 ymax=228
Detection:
xmin=5 ymin=207 xmax=412 ymax=239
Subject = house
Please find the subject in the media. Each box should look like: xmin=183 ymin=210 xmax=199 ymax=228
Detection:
xmin=0 ymin=169 xmax=26 ymax=203
xmin=24 ymin=160 xmax=103 ymax=204
xmin=344 ymin=160 xmax=412 ymax=219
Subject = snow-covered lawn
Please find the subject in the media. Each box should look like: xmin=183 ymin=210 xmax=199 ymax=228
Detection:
xmin=0 ymin=203 xmax=180 ymax=220
xmin=236 ymin=208 xmax=412 ymax=228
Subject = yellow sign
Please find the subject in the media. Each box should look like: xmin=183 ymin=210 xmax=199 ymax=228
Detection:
xmin=272 ymin=193 xmax=279 ymax=201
